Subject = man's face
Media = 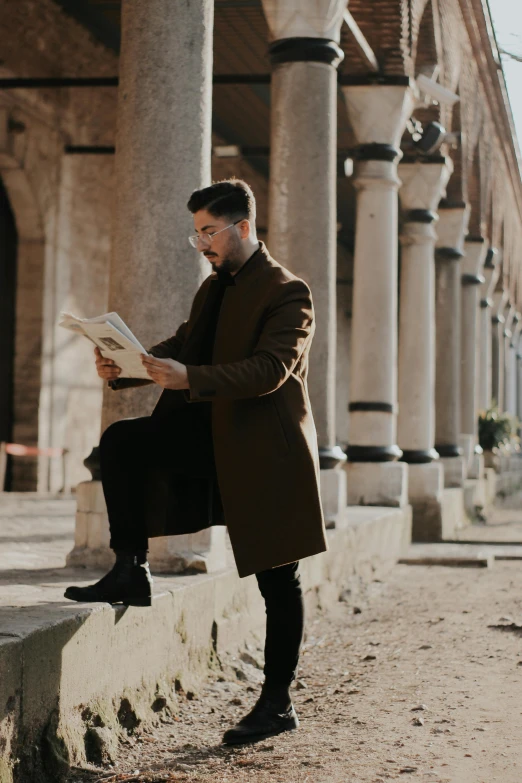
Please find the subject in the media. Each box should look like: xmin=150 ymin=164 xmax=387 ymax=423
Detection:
xmin=192 ymin=209 xmax=245 ymax=273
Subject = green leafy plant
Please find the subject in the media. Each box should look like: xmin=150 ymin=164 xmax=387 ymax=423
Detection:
xmin=478 ymin=404 xmax=518 ymax=451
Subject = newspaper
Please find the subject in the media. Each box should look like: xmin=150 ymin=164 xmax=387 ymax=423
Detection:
xmin=59 ymin=312 xmax=151 ymax=379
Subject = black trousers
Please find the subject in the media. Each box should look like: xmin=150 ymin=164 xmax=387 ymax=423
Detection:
xmin=99 ymin=411 xmax=304 ymax=688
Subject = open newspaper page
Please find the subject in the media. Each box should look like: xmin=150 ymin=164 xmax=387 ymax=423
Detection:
xmin=59 ymin=312 xmax=151 ymax=379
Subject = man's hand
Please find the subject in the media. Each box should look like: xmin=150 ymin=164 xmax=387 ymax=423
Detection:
xmin=94 ymin=346 xmax=121 ymax=380
xmin=140 ymin=354 xmax=189 ymax=390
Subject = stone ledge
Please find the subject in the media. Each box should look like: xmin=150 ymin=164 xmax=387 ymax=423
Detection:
xmin=0 ymin=505 xmax=411 ymax=782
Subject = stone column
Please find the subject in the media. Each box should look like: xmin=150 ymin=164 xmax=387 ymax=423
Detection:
xmin=460 ymin=238 xmax=487 ymax=478
xmin=262 ymin=0 xmax=347 ymax=526
xmin=397 ymin=157 xmax=452 ymax=539
xmin=341 ymin=81 xmax=415 ymax=506
xmin=506 ymin=314 xmax=521 ymax=417
xmin=68 ymin=0 xmax=226 ymax=573
xmin=478 ymin=248 xmax=499 ymax=412
xmin=491 ymin=287 xmax=508 ymax=410
xmin=434 ymin=203 xmax=470 ymax=488
xmin=516 ymin=334 xmax=522 ymax=426
xmin=503 ymin=304 xmax=516 ymax=415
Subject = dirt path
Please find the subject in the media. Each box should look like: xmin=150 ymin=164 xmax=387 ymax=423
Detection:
xmin=68 ymin=502 xmax=522 ymax=783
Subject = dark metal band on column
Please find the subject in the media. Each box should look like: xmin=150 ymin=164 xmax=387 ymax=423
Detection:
xmin=345 ymin=444 xmax=403 ymax=462
xmin=349 ymin=401 xmax=396 ymax=413
xmin=435 ymin=247 xmax=464 ymax=261
xmin=484 ymin=247 xmax=498 ymax=270
xmin=400 ymin=448 xmax=439 ymax=464
xmin=404 ymin=209 xmax=438 ymax=224
xmin=480 ymin=298 xmax=493 ymax=308
xmin=346 ymin=401 xmax=401 ymax=462
xmin=319 ymin=445 xmax=347 ymax=470
xmin=269 ymin=37 xmax=344 ymax=67
xmin=462 ymin=273 xmax=485 ymax=286
xmin=435 ymin=443 xmax=463 ymax=458
xmin=355 ymin=143 xmax=400 ymax=162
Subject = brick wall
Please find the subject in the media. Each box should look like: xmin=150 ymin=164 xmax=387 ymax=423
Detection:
xmin=342 ymin=0 xmax=413 ymax=76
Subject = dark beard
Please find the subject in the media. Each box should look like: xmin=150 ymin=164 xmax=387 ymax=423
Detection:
xmin=210 ymin=256 xmax=241 ymax=275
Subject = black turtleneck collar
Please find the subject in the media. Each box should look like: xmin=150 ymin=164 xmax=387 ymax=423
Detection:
xmin=215 ymin=242 xmax=261 ymax=287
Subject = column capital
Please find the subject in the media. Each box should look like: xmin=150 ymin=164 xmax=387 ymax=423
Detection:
xmin=353 ymin=159 xmax=402 ymax=192
xmin=511 ymin=317 xmax=522 ymax=348
xmin=261 ymin=0 xmax=345 ymax=42
xmin=400 ymin=220 xmax=438 ymax=246
xmin=491 ymin=289 xmax=508 ymax=327
xmin=484 ymin=246 xmax=499 ymax=270
xmin=461 ymin=238 xmax=488 ymax=279
xmin=504 ymin=302 xmax=516 ymax=334
xmin=342 ymin=83 xmax=416 ymax=151
xmin=399 ymin=157 xmax=453 ymax=215
xmin=491 ymin=288 xmax=508 ymax=316
xmin=482 ymin=246 xmax=500 ymax=297
xmin=435 ymin=204 xmax=470 ymax=259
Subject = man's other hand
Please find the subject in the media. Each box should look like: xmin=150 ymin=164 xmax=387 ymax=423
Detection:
xmin=140 ymin=355 xmax=189 ymax=390
xmin=94 ymin=346 xmax=122 ymax=381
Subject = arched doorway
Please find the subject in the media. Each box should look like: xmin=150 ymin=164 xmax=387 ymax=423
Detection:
xmin=0 ymin=177 xmax=18 ymax=490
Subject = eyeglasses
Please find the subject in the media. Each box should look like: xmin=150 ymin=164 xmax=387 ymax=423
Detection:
xmin=188 ymin=219 xmax=243 ymax=249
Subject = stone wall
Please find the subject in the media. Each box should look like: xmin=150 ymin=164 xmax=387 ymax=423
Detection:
xmin=0 ymin=0 xmax=118 ymax=490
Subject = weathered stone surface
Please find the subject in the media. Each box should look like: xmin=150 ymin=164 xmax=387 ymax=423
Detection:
xmin=320 ymin=468 xmax=347 ymax=528
xmin=0 ymin=503 xmax=411 ymax=779
xmin=102 ymin=0 xmax=214 ymax=431
xmin=345 ymin=461 xmax=408 ymax=507
xmin=0 ymin=638 xmax=21 ymax=783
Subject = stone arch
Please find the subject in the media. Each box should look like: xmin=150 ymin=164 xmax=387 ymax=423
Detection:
xmin=0 ymin=109 xmax=46 ymax=490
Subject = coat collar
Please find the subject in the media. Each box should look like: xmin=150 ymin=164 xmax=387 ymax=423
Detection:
xmin=208 ymin=241 xmax=274 ymax=288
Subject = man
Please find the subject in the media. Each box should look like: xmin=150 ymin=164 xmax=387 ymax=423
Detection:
xmin=64 ymin=179 xmax=327 ymax=745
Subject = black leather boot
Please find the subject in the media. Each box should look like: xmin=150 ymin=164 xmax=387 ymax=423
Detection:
xmin=222 ymin=685 xmax=299 ymax=745
xmin=64 ymin=551 xmax=153 ymax=607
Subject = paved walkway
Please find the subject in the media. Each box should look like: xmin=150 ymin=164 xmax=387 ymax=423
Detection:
xmin=4 ymin=491 xmax=522 ymax=782
xmin=55 ymin=494 xmax=522 ymax=783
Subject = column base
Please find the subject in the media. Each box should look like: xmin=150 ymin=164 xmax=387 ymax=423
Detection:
xmin=66 ymin=480 xmax=228 ymax=574
xmin=483 ymin=449 xmax=500 ymax=472
xmin=408 ymin=461 xmax=443 ymax=501
xmin=467 ymin=453 xmax=484 ymax=481
xmin=459 ymin=434 xmax=474 ymax=473
xmin=66 ymin=480 xmax=114 ymax=569
xmin=148 ymin=527 xmax=227 ymax=574
xmin=320 ymin=467 xmax=347 ymax=529
xmin=440 ymin=456 xmax=465 ymax=488
xmin=344 ymin=461 xmax=408 ymax=507
xmin=408 ymin=462 xmax=444 ymax=541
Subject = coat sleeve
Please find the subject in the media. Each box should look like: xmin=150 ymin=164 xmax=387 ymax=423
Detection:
xmin=185 ymin=278 xmax=314 ymax=401
xmin=108 ymin=319 xmax=189 ymax=391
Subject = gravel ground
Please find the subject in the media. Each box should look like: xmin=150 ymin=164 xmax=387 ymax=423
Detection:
xmin=66 ymin=504 xmax=522 ymax=783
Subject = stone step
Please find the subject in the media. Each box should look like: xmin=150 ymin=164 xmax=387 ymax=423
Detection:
xmin=0 ymin=505 xmax=411 ymax=781
xmin=400 ymin=541 xmax=522 ymax=568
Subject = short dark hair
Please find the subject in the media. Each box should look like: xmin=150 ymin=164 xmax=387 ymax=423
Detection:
xmin=187 ymin=178 xmax=256 ymax=224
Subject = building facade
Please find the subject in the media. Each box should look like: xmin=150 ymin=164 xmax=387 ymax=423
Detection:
xmin=1 ymin=0 xmax=521 ymax=538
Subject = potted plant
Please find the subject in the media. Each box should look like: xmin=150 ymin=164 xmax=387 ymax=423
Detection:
xmin=478 ymin=404 xmax=518 ymax=470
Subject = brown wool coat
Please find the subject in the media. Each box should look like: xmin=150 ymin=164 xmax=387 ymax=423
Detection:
xmin=113 ymin=242 xmax=327 ymax=577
